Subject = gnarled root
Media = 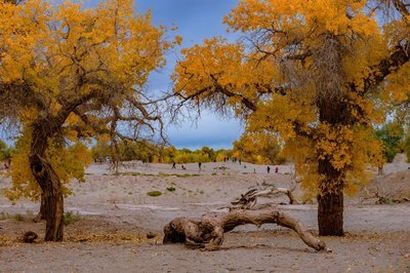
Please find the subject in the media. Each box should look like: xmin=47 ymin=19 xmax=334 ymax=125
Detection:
xmin=163 ymin=207 xmax=330 ymax=252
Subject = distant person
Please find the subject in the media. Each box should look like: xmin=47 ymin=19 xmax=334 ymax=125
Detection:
xmin=172 ymin=162 xmax=176 ymax=169
xmin=239 ymin=159 xmax=242 ymax=165
xmin=275 ymin=166 xmax=279 ymax=173
xmin=267 ymin=166 xmax=271 ymax=174
xmin=253 ymin=168 xmax=256 ymax=174
xmin=198 ymin=162 xmax=202 ymax=170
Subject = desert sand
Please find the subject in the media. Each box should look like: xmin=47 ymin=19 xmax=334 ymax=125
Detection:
xmin=0 ymin=156 xmax=409 ymax=273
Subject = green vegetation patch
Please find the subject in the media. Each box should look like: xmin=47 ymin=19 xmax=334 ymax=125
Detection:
xmin=63 ymin=211 xmax=81 ymax=225
xmin=147 ymin=190 xmax=162 ymax=197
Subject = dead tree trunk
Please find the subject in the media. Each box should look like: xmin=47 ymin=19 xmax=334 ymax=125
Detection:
xmin=163 ymin=207 xmax=330 ymax=252
xmin=230 ymin=186 xmax=298 ymax=210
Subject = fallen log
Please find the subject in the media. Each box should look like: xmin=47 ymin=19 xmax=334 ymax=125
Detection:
xmin=230 ymin=186 xmax=298 ymax=210
xmin=163 ymin=206 xmax=330 ymax=252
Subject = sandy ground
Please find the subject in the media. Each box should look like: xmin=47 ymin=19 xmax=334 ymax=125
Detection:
xmin=0 ymin=156 xmax=409 ymax=273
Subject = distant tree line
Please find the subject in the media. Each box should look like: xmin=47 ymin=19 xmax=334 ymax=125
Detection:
xmin=91 ymin=140 xmax=234 ymax=164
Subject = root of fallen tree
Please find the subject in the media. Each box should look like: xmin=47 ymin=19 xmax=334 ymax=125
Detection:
xmin=163 ymin=205 xmax=331 ymax=252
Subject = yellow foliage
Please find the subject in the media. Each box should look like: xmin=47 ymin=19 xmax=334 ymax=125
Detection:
xmin=173 ymin=0 xmax=406 ymax=198
xmin=1 ymin=0 xmax=173 ymax=204
xmin=233 ymin=131 xmax=282 ymax=164
xmin=4 ymin=129 xmax=92 ymax=202
xmin=383 ymin=62 xmax=410 ymax=103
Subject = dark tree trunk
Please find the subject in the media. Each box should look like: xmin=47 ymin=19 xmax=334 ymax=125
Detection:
xmin=33 ymin=193 xmax=46 ymax=223
xmin=317 ymin=97 xmax=347 ymax=236
xmin=317 ymin=191 xmax=344 ymax=236
xmin=313 ymin=34 xmax=349 ymax=236
xmin=29 ymin=154 xmax=64 ymax=241
xmin=317 ymin=157 xmax=345 ymax=236
xmin=29 ymin=124 xmax=64 ymax=241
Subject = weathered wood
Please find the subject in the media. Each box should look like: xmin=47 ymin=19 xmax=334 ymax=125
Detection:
xmin=163 ymin=206 xmax=330 ymax=252
xmin=230 ymin=186 xmax=298 ymax=210
xmin=22 ymin=231 xmax=38 ymax=243
xmin=29 ymin=122 xmax=64 ymax=241
xmin=32 ymin=194 xmax=46 ymax=223
xmin=29 ymin=153 xmax=64 ymax=241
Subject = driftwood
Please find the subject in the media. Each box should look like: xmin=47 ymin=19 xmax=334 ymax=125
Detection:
xmin=22 ymin=231 xmax=38 ymax=243
xmin=230 ymin=186 xmax=298 ymax=210
xmin=163 ymin=205 xmax=330 ymax=252
xmin=362 ymin=187 xmax=410 ymax=204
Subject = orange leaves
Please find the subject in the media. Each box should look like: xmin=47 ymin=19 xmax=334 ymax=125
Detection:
xmin=225 ymin=0 xmax=378 ymax=37
xmin=174 ymin=37 xmax=284 ymax=118
xmin=383 ymin=62 xmax=410 ymax=103
xmin=175 ymin=38 xmax=243 ymax=92
xmin=1 ymin=0 xmax=172 ymax=100
xmin=0 ymin=0 xmax=49 ymax=82
xmin=1 ymin=0 xmax=173 ymax=202
xmin=232 ymin=131 xmax=282 ymax=164
xmin=315 ymin=124 xmax=354 ymax=171
xmin=173 ymin=0 xmax=408 ymax=201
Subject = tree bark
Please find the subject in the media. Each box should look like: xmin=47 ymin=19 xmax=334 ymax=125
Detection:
xmin=163 ymin=207 xmax=330 ymax=252
xmin=32 ymin=193 xmax=46 ymax=223
xmin=317 ymin=157 xmax=344 ymax=236
xmin=317 ymin=191 xmax=344 ymax=236
xmin=29 ymin=124 xmax=64 ymax=241
xmin=230 ymin=186 xmax=298 ymax=210
xmin=314 ymin=34 xmax=348 ymax=236
xmin=29 ymin=154 xmax=64 ymax=241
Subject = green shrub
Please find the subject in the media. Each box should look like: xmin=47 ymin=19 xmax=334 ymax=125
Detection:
xmin=375 ymin=123 xmax=404 ymax=163
xmin=63 ymin=211 xmax=81 ymax=225
xmin=147 ymin=190 xmax=162 ymax=197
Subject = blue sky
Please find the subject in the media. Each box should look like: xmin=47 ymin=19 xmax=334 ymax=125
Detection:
xmin=133 ymin=0 xmax=243 ymax=150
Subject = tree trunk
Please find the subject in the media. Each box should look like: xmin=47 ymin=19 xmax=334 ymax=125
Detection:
xmin=317 ymin=191 xmax=344 ymax=236
xmin=29 ymin=124 xmax=64 ymax=241
xmin=164 ymin=206 xmax=330 ymax=252
xmin=314 ymin=34 xmax=348 ymax=236
xmin=32 ymin=193 xmax=46 ymax=223
xmin=29 ymin=154 xmax=64 ymax=241
xmin=230 ymin=186 xmax=298 ymax=210
xmin=317 ymin=157 xmax=345 ymax=236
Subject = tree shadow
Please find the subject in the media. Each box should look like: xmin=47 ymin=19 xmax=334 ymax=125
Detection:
xmin=217 ymin=243 xmax=315 ymax=253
